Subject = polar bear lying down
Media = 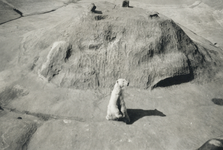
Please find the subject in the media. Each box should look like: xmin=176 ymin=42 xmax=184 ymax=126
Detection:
xmin=106 ymin=79 xmax=130 ymax=124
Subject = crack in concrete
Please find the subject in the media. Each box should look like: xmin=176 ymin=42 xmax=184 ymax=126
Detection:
xmin=13 ymin=8 xmax=23 ymax=17
xmin=1 ymin=123 xmax=17 ymax=150
xmin=0 ymin=0 xmax=77 ymax=25
xmin=0 ymin=0 xmax=22 ymax=25
xmin=23 ymin=4 xmax=66 ymax=17
xmin=2 ymin=106 xmax=86 ymax=122
xmin=1 ymin=0 xmax=15 ymax=9
xmin=0 ymin=17 xmax=22 ymax=25
xmin=0 ymin=111 xmax=38 ymax=150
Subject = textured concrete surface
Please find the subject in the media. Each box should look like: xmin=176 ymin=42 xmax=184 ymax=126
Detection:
xmin=0 ymin=0 xmax=223 ymax=150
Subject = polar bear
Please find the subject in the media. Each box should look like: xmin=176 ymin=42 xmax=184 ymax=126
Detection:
xmin=106 ymin=79 xmax=130 ymax=124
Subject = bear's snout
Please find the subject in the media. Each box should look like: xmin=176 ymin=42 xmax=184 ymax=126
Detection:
xmin=127 ymin=82 xmax=129 ymax=86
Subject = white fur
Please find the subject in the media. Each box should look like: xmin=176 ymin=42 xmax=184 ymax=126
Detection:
xmin=209 ymin=140 xmax=223 ymax=147
xmin=106 ymin=79 xmax=130 ymax=123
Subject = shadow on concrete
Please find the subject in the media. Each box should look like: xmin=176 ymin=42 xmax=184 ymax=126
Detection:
xmin=127 ymin=109 xmax=166 ymax=124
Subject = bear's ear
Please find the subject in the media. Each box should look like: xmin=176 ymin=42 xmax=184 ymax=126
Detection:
xmin=116 ymin=80 xmax=119 ymax=84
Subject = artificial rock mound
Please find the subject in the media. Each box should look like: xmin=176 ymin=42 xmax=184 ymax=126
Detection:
xmin=39 ymin=41 xmax=72 ymax=82
xmin=22 ymin=2 xmax=214 ymax=89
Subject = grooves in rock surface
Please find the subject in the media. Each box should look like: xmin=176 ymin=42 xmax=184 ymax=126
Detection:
xmin=19 ymin=2 xmax=222 ymax=89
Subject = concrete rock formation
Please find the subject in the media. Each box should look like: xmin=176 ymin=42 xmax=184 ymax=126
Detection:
xmin=122 ymin=0 xmax=129 ymax=7
xmin=0 ymin=0 xmax=21 ymax=24
xmin=0 ymin=1 xmax=223 ymax=150
xmin=19 ymin=2 xmax=221 ymax=89
xmin=197 ymin=137 xmax=223 ymax=150
xmin=89 ymin=3 xmax=96 ymax=12
xmin=0 ymin=117 xmax=37 ymax=150
xmin=0 ymin=85 xmax=29 ymax=106
xmin=149 ymin=11 xmax=159 ymax=18
xmin=39 ymin=41 xmax=72 ymax=83
xmin=2 ymin=0 xmax=74 ymax=16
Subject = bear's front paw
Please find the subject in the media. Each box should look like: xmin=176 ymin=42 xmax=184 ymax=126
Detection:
xmin=106 ymin=115 xmax=112 ymax=120
xmin=115 ymin=113 xmax=122 ymax=118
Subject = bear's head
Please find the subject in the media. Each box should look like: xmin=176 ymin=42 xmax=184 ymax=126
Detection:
xmin=116 ymin=79 xmax=129 ymax=88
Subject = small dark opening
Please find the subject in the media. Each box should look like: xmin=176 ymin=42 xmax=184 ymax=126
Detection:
xmin=152 ymin=73 xmax=194 ymax=89
xmin=92 ymin=10 xmax=102 ymax=14
xmin=152 ymin=59 xmax=194 ymax=89
xmin=149 ymin=14 xmax=159 ymax=19
xmin=17 ymin=117 xmax=22 ymax=119
xmin=65 ymin=47 xmax=72 ymax=62
xmin=212 ymin=98 xmax=223 ymax=106
xmin=13 ymin=9 xmax=23 ymax=16
xmin=94 ymin=15 xmax=108 ymax=21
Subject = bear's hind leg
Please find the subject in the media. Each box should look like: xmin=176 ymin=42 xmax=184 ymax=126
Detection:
xmin=106 ymin=108 xmax=122 ymax=120
xmin=106 ymin=114 xmax=111 ymax=120
xmin=106 ymin=114 xmax=121 ymax=120
xmin=121 ymin=105 xmax=130 ymax=123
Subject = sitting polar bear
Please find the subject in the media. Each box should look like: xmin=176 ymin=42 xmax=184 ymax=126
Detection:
xmin=106 ymin=79 xmax=130 ymax=124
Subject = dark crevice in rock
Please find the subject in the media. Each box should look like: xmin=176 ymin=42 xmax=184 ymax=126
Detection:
xmin=23 ymin=111 xmax=56 ymax=121
xmin=0 ymin=16 xmax=22 ymax=25
xmin=38 ymin=9 xmax=57 ymax=15
xmin=20 ymin=124 xmax=37 ymax=150
xmin=24 ymin=1 xmax=80 ymax=17
xmin=153 ymin=59 xmax=194 ymax=89
xmin=65 ymin=46 xmax=72 ymax=62
xmin=30 ymin=56 xmax=39 ymax=70
xmin=212 ymin=98 xmax=223 ymax=106
xmin=94 ymin=15 xmax=108 ymax=21
xmin=187 ymin=59 xmax=195 ymax=79
xmin=95 ymin=72 xmax=100 ymax=87
xmin=152 ymin=59 xmax=194 ymax=89
xmin=152 ymin=73 xmax=194 ymax=89
xmin=24 ymin=6 xmax=64 ymax=17
xmin=0 ymin=105 xmax=4 ymax=111
xmin=17 ymin=116 xmax=22 ymax=119
xmin=13 ymin=8 xmax=23 ymax=17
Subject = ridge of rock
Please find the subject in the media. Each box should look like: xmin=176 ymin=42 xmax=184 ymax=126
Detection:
xmin=19 ymin=2 xmax=221 ymax=89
